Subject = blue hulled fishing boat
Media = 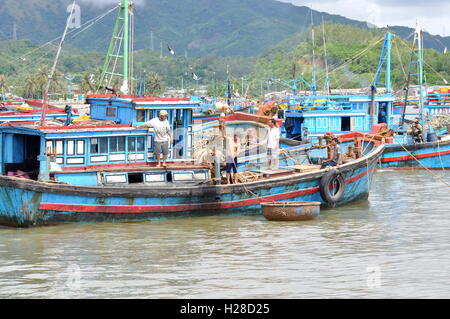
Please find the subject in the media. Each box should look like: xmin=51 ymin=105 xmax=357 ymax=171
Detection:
xmin=0 ymin=0 xmax=385 ymax=227
xmin=279 ymin=27 xmax=450 ymax=169
xmin=0 ymin=97 xmax=384 ymax=226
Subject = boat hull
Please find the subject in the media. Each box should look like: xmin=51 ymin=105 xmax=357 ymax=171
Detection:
xmin=379 ymin=135 xmax=450 ymax=169
xmin=0 ymin=146 xmax=383 ymax=227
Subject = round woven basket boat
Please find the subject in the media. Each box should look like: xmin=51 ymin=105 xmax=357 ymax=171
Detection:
xmin=261 ymin=201 xmax=321 ymax=221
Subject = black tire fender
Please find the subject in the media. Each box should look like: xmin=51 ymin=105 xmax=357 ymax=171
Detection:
xmin=319 ymin=169 xmax=346 ymax=207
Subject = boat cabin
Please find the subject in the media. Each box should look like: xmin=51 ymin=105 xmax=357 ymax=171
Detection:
xmin=0 ymin=95 xmax=211 ymax=186
xmin=282 ymin=93 xmax=395 ymax=140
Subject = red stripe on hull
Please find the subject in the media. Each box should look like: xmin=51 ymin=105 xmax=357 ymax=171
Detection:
xmin=39 ymin=168 xmax=372 ymax=214
xmin=381 ymin=149 xmax=450 ymax=163
xmin=377 ymin=167 xmax=450 ymax=171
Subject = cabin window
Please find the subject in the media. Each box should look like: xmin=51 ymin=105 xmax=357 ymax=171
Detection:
xmin=106 ymin=107 xmax=116 ymax=118
xmin=46 ymin=141 xmax=53 ymax=153
xmin=127 ymin=137 xmax=136 ymax=152
xmin=77 ymin=141 xmax=85 ymax=155
xmin=137 ymin=137 xmax=145 ymax=152
xmin=109 ymin=136 xmax=125 ymax=153
xmin=127 ymin=136 xmax=146 ymax=153
xmin=67 ymin=141 xmax=75 ymax=155
xmin=55 ymin=140 xmax=64 ymax=155
xmin=91 ymin=137 xmax=108 ymax=154
xmin=137 ymin=110 xmax=145 ymax=122
xmin=66 ymin=140 xmax=85 ymax=156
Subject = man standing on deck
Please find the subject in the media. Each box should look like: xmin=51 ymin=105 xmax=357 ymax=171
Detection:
xmin=321 ymin=137 xmax=343 ymax=168
xmin=136 ymin=110 xmax=173 ymax=168
xmin=267 ymin=119 xmax=280 ymax=170
xmin=223 ymin=132 xmax=241 ymax=184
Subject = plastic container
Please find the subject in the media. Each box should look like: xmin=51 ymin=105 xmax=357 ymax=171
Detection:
xmin=426 ymin=132 xmax=438 ymax=142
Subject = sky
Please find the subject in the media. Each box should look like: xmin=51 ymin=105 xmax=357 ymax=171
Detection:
xmin=277 ymin=0 xmax=450 ymax=37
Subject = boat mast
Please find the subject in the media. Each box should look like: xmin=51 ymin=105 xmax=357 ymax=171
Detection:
xmin=321 ymin=16 xmax=330 ymax=94
xmin=40 ymin=1 xmax=77 ymax=127
xmin=416 ymin=24 xmax=426 ymax=131
xmin=97 ymin=0 xmax=134 ymax=94
xmin=310 ymin=9 xmax=317 ymax=95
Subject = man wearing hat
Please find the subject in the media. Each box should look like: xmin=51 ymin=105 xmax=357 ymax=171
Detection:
xmin=137 ymin=110 xmax=173 ymax=167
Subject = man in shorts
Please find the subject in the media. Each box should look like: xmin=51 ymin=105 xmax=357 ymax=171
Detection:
xmin=137 ymin=110 xmax=173 ymax=167
xmin=267 ymin=119 xmax=280 ymax=170
xmin=223 ymin=133 xmax=240 ymax=185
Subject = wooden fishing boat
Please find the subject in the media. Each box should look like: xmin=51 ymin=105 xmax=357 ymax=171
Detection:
xmin=0 ymin=0 xmax=384 ymax=228
xmin=0 ymin=134 xmax=384 ymax=227
xmin=378 ymin=134 xmax=450 ymax=170
xmin=0 ymin=100 xmax=77 ymax=124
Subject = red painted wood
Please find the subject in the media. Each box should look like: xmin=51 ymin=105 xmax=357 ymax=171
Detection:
xmin=380 ymin=149 xmax=450 ymax=162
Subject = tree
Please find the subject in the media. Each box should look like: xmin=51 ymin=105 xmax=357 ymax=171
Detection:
xmin=0 ymin=75 xmax=8 ymax=100
xmin=146 ymin=72 xmax=165 ymax=95
xmin=80 ymin=72 xmax=95 ymax=94
xmin=23 ymin=74 xmax=39 ymax=99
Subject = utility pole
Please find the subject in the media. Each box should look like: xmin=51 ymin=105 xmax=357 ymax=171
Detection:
xmin=13 ymin=23 xmax=17 ymax=41
xmin=150 ymin=31 xmax=154 ymax=50
xmin=160 ymin=41 xmax=163 ymax=58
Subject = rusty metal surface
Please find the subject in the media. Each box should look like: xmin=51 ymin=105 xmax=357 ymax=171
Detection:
xmin=261 ymin=201 xmax=321 ymax=221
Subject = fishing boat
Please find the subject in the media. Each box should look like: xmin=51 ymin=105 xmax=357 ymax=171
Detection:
xmin=378 ymin=25 xmax=450 ymax=169
xmin=192 ymin=87 xmax=254 ymax=124
xmin=278 ymin=25 xmax=450 ymax=169
xmin=0 ymin=97 xmax=384 ymax=227
xmin=0 ymin=0 xmax=385 ymax=227
xmin=0 ymin=100 xmax=77 ymax=124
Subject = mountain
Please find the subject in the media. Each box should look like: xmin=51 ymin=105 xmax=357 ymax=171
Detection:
xmin=1 ymin=0 xmax=448 ymax=57
xmin=4 ymin=0 xmax=443 ymax=57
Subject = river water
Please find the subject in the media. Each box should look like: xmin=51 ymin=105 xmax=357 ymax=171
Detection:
xmin=0 ymin=171 xmax=449 ymax=299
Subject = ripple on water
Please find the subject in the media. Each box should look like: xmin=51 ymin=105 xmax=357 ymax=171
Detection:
xmin=0 ymin=171 xmax=449 ymax=298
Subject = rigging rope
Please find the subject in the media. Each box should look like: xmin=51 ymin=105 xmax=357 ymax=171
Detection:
xmin=392 ymin=136 xmax=450 ymax=187
xmin=396 ymin=36 xmax=448 ymax=84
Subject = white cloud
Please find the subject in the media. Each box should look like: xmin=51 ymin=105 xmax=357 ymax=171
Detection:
xmin=277 ymin=0 xmax=450 ymax=36
xmin=78 ymin=0 xmax=145 ymax=7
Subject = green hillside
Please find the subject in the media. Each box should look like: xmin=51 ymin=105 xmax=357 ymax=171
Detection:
xmin=1 ymin=22 xmax=448 ymax=100
xmin=1 ymin=0 xmax=447 ymax=58
xmin=250 ymin=23 xmax=450 ymax=95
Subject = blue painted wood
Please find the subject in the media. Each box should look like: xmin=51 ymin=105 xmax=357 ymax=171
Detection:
xmin=0 ymin=156 xmax=380 ymax=227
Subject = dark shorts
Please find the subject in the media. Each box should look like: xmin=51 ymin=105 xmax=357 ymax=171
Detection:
xmin=154 ymin=141 xmax=169 ymax=156
xmin=321 ymin=160 xmax=337 ymax=169
xmin=226 ymin=157 xmax=238 ymax=174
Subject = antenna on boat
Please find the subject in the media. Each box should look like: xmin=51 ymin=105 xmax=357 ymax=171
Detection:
xmin=39 ymin=1 xmax=77 ymax=127
xmin=321 ymin=16 xmax=330 ymax=94
xmin=97 ymin=0 xmax=135 ymax=95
